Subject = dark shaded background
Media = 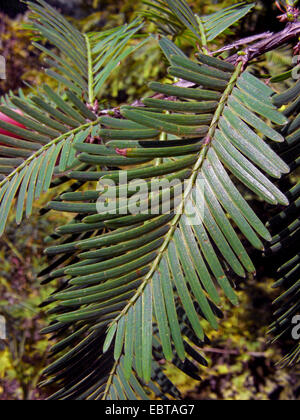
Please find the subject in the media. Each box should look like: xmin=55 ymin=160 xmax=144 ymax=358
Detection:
xmin=0 ymin=0 xmax=284 ymax=32
xmin=0 ymin=0 xmax=91 ymax=18
xmin=0 ymin=0 xmax=109 ymax=18
xmin=0 ymin=0 xmax=27 ymax=17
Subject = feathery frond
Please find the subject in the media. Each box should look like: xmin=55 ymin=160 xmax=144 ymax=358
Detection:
xmin=39 ymin=41 xmax=289 ymax=398
xmin=142 ymin=0 xmax=200 ymax=38
xmin=0 ymin=0 xmax=145 ymax=236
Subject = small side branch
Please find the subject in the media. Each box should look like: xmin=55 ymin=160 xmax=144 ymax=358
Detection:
xmin=227 ymin=21 xmax=300 ymax=65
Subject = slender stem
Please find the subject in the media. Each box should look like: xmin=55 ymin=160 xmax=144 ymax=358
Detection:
xmin=85 ymin=34 xmax=94 ymax=105
xmin=227 ymin=21 xmax=300 ymax=65
xmin=102 ymin=360 xmax=118 ymax=400
xmin=206 ymin=61 xmax=243 ymax=141
xmin=155 ymin=121 xmax=168 ymax=166
xmin=196 ymin=15 xmax=208 ymax=52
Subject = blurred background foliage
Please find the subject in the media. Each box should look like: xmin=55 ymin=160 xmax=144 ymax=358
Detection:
xmin=0 ymin=0 xmax=299 ymax=400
